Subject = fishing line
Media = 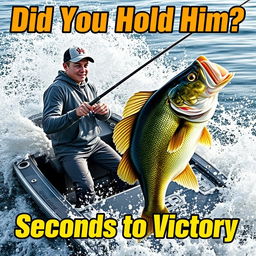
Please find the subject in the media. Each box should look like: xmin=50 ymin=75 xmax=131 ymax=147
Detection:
xmin=89 ymin=0 xmax=251 ymax=105
xmin=240 ymin=0 xmax=251 ymax=6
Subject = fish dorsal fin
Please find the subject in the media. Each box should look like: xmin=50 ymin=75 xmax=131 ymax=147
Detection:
xmin=173 ymin=164 xmax=199 ymax=192
xmin=117 ymin=150 xmax=138 ymax=185
xmin=167 ymin=125 xmax=187 ymax=153
xmin=113 ymin=91 xmax=155 ymax=154
xmin=123 ymin=91 xmax=155 ymax=118
xmin=199 ymin=127 xmax=212 ymax=146
xmin=113 ymin=114 xmax=136 ymax=154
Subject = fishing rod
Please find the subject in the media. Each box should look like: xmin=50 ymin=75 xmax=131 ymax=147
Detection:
xmin=89 ymin=32 xmax=192 ymax=105
xmin=89 ymin=0 xmax=250 ymax=105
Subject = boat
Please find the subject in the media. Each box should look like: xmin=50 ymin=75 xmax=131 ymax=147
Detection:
xmin=13 ymin=112 xmax=227 ymax=254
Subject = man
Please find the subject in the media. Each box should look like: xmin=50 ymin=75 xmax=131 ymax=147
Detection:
xmin=42 ymin=47 xmax=122 ymax=207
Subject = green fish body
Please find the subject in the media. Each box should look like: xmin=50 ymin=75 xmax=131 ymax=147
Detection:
xmin=113 ymin=56 xmax=234 ymax=236
xmin=131 ymin=93 xmax=205 ymax=215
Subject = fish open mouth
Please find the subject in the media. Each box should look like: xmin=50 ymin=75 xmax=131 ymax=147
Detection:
xmin=170 ymin=103 xmax=214 ymax=122
xmin=197 ymin=56 xmax=234 ymax=87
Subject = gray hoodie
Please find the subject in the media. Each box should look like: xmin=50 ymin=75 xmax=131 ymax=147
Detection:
xmin=42 ymin=70 xmax=111 ymax=158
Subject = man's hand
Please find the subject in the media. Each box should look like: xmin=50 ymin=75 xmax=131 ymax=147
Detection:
xmin=92 ymin=103 xmax=109 ymax=115
xmin=76 ymin=102 xmax=93 ymax=117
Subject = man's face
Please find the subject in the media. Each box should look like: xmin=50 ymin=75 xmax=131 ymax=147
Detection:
xmin=63 ymin=59 xmax=89 ymax=83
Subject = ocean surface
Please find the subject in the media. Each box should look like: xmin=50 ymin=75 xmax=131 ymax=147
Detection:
xmin=0 ymin=0 xmax=255 ymax=255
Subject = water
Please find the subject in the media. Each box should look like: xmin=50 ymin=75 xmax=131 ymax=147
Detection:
xmin=0 ymin=0 xmax=256 ymax=255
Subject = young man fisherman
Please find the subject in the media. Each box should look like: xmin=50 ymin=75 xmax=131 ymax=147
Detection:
xmin=43 ymin=47 xmax=122 ymax=207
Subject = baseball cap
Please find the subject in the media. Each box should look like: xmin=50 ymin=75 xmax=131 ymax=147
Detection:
xmin=63 ymin=47 xmax=94 ymax=63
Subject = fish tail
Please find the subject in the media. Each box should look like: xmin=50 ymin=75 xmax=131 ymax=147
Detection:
xmin=140 ymin=212 xmax=154 ymax=240
xmin=140 ymin=206 xmax=169 ymax=240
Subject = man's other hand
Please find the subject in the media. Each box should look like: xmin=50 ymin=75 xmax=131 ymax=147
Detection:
xmin=92 ymin=103 xmax=109 ymax=115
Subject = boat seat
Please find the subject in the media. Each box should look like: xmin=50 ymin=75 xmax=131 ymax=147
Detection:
xmin=48 ymin=157 xmax=64 ymax=174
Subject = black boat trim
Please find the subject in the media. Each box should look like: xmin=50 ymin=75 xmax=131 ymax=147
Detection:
xmin=15 ymin=161 xmax=60 ymax=219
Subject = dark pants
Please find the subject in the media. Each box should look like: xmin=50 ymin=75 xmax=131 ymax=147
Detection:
xmin=60 ymin=139 xmax=122 ymax=207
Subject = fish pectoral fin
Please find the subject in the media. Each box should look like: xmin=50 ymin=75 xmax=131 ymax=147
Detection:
xmin=167 ymin=126 xmax=187 ymax=153
xmin=113 ymin=114 xmax=136 ymax=154
xmin=173 ymin=164 xmax=199 ymax=192
xmin=117 ymin=150 xmax=138 ymax=185
xmin=198 ymin=127 xmax=212 ymax=147
xmin=122 ymin=91 xmax=155 ymax=118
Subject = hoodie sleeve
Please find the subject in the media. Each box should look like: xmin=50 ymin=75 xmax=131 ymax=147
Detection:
xmin=88 ymin=83 xmax=112 ymax=121
xmin=42 ymin=85 xmax=80 ymax=134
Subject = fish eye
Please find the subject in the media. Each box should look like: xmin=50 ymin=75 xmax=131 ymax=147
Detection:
xmin=187 ymin=73 xmax=197 ymax=82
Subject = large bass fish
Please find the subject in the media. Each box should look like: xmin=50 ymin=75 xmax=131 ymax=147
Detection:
xmin=113 ymin=56 xmax=234 ymax=236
